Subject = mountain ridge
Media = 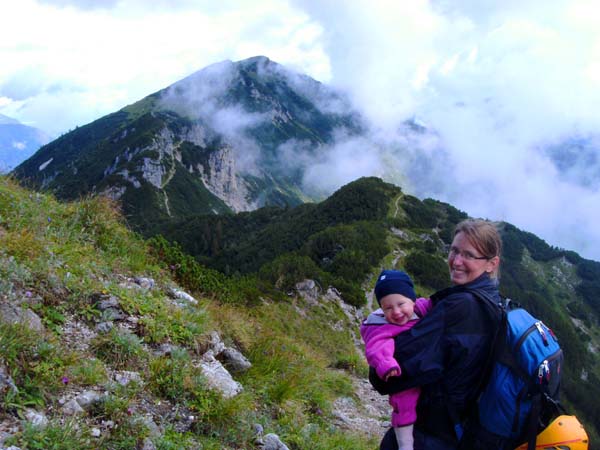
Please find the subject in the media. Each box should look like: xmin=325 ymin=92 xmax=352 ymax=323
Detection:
xmin=13 ymin=56 xmax=363 ymax=233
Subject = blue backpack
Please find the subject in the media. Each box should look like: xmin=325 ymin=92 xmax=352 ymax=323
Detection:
xmin=466 ymin=290 xmax=563 ymax=450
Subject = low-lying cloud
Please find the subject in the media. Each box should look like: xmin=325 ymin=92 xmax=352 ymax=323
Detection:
xmin=290 ymin=0 xmax=600 ymax=260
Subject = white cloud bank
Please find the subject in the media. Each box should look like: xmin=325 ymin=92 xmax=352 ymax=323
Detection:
xmin=291 ymin=0 xmax=600 ymax=260
xmin=2 ymin=0 xmax=600 ymax=259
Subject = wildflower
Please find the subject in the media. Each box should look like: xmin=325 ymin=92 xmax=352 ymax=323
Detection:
xmin=61 ymin=376 xmax=69 ymax=385
xmin=25 ymin=291 xmax=32 ymax=298
xmin=126 ymin=407 xmax=133 ymax=416
xmin=47 ymin=217 xmax=52 ymax=223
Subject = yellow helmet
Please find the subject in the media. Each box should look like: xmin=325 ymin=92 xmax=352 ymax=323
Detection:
xmin=515 ymin=415 xmax=589 ymax=450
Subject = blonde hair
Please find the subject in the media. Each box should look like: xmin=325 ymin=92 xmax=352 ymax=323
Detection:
xmin=454 ymin=219 xmax=502 ymax=277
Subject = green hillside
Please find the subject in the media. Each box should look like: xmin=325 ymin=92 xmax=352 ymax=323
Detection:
xmin=1 ymin=175 xmax=599 ymax=448
xmin=0 ymin=176 xmax=376 ymax=449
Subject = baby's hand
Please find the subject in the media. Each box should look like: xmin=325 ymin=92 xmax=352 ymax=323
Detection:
xmin=385 ymin=368 xmax=400 ymax=381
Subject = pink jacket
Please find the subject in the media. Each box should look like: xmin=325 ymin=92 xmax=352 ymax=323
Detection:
xmin=360 ymin=297 xmax=432 ymax=426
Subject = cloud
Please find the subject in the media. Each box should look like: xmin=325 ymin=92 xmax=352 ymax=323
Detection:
xmin=289 ymin=0 xmax=600 ymax=259
xmin=36 ymin=0 xmax=119 ymax=9
xmin=0 ymin=0 xmax=328 ymax=135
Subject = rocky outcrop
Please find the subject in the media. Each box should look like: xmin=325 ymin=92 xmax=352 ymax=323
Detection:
xmin=0 ymin=302 xmax=43 ymax=332
xmin=196 ymin=145 xmax=254 ymax=213
xmin=197 ymin=353 xmax=243 ymax=398
xmin=197 ymin=331 xmax=252 ymax=397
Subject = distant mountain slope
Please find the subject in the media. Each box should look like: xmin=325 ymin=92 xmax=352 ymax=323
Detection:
xmin=0 ymin=114 xmax=48 ymax=172
xmin=13 ymin=56 xmax=363 ymax=232
xmin=160 ymin=176 xmax=400 ymax=276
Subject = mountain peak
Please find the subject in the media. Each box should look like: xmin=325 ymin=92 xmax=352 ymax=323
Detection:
xmin=238 ymin=55 xmax=272 ymax=66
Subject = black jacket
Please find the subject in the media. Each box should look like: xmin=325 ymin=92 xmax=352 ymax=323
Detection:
xmin=370 ymin=273 xmax=502 ymax=444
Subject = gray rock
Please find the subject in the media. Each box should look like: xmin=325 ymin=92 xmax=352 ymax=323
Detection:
xmin=198 ymin=353 xmax=243 ymax=398
xmin=97 ymin=295 xmax=119 ymax=310
xmin=141 ymin=438 xmax=156 ymax=450
xmin=134 ymin=277 xmax=155 ymax=290
xmin=262 ymin=433 xmax=290 ymax=450
xmin=101 ymin=308 xmax=126 ymax=321
xmin=253 ymin=423 xmax=264 ymax=437
xmin=62 ymin=398 xmax=85 ymax=416
xmin=206 ymin=331 xmax=226 ymax=355
xmin=0 ymin=431 xmax=11 ymax=446
xmin=96 ymin=321 xmax=113 ymax=333
xmin=0 ymin=363 xmax=18 ymax=397
xmin=140 ymin=415 xmax=161 ymax=438
xmin=295 ymin=279 xmax=320 ymax=304
xmin=92 ymin=294 xmax=126 ymax=321
xmin=113 ymin=371 xmax=143 ymax=386
xmin=169 ymin=288 xmax=198 ymax=305
xmin=325 ymin=287 xmax=342 ymax=302
xmin=153 ymin=343 xmax=179 ymax=357
xmin=24 ymin=409 xmax=48 ymax=427
xmin=220 ymin=347 xmax=252 ymax=373
xmin=0 ymin=303 xmax=43 ymax=332
xmin=75 ymin=390 xmax=101 ymax=410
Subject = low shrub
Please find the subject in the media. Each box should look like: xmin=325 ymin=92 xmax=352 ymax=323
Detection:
xmin=90 ymin=328 xmax=147 ymax=370
xmin=404 ymin=250 xmax=449 ymax=291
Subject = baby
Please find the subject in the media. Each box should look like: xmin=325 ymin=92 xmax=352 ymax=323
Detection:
xmin=360 ymin=270 xmax=432 ymax=450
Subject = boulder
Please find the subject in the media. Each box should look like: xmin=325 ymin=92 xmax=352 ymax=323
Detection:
xmin=61 ymin=399 xmax=85 ymax=416
xmin=24 ymin=409 xmax=48 ymax=427
xmin=220 ymin=347 xmax=252 ymax=373
xmin=134 ymin=277 xmax=155 ymax=290
xmin=198 ymin=353 xmax=242 ymax=398
xmin=0 ymin=303 xmax=43 ymax=332
xmin=295 ymin=279 xmax=320 ymax=305
xmin=168 ymin=288 xmax=198 ymax=306
xmin=261 ymin=433 xmax=290 ymax=450
xmin=75 ymin=390 xmax=102 ymax=410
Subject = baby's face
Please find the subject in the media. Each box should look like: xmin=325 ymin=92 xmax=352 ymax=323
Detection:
xmin=380 ymin=293 xmax=415 ymax=325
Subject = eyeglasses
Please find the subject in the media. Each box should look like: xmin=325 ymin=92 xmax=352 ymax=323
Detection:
xmin=448 ymin=247 xmax=490 ymax=261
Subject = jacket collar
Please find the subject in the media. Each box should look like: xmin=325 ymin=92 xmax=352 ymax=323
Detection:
xmin=431 ymin=273 xmax=499 ymax=304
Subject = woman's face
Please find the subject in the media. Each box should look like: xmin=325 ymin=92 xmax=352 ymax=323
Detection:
xmin=448 ymin=231 xmax=499 ymax=285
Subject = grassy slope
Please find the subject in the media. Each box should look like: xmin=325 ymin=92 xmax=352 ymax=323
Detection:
xmin=2 ymin=173 xmax=598 ymax=448
xmin=0 ymin=176 xmax=376 ymax=450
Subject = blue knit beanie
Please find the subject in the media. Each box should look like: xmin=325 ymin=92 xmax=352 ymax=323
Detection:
xmin=374 ymin=270 xmax=416 ymax=305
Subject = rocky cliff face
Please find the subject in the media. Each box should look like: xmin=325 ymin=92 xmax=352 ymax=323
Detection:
xmin=100 ymin=123 xmax=254 ymax=213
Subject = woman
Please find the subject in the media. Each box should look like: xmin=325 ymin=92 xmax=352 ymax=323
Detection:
xmin=372 ymin=219 xmax=504 ymax=450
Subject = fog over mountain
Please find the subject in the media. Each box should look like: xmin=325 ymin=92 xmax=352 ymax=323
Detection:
xmin=3 ymin=0 xmax=600 ymax=259
xmin=291 ymin=0 xmax=600 ymax=260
